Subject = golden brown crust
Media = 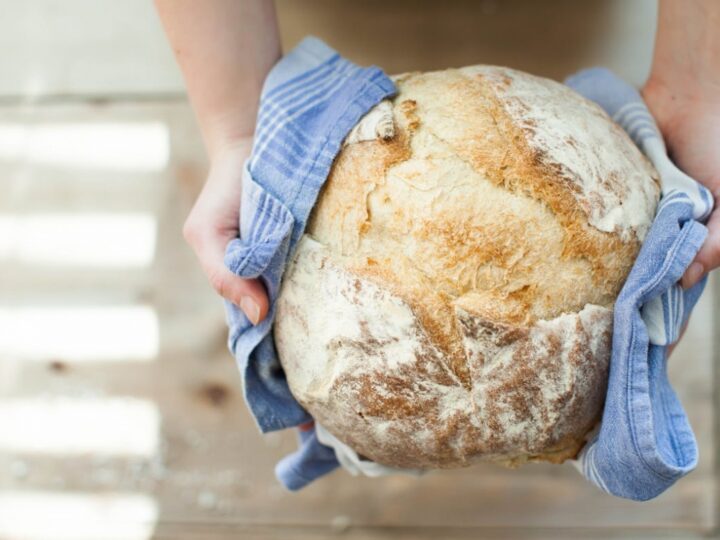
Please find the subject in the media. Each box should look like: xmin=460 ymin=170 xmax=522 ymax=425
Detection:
xmin=276 ymin=65 xmax=659 ymax=468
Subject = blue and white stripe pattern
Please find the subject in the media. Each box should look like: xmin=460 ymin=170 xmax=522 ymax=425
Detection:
xmin=222 ymin=36 xmax=396 ymax=490
xmin=565 ymin=67 xmax=713 ymax=501
xmin=612 ymin=102 xmax=713 ymax=224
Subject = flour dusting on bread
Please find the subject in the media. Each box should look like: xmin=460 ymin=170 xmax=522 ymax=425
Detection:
xmin=274 ymin=65 xmax=659 ymax=470
xmin=471 ymin=66 xmax=658 ymax=241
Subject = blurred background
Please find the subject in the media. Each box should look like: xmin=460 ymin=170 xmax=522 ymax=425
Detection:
xmin=0 ymin=0 xmax=717 ymax=538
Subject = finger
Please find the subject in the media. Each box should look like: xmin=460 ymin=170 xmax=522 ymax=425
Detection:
xmin=186 ymin=225 xmax=270 ymax=324
xmin=298 ymin=421 xmax=315 ymax=432
xmin=207 ymin=264 xmax=269 ymax=325
xmin=681 ymin=208 xmax=720 ymax=289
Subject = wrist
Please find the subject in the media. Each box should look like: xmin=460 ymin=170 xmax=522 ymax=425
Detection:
xmin=202 ymin=114 xmax=254 ymax=162
xmin=209 ymin=134 xmax=254 ymax=167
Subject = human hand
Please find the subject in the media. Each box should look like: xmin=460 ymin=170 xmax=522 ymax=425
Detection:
xmin=182 ymin=137 xmax=269 ymax=325
xmin=641 ymin=79 xmax=720 ymax=289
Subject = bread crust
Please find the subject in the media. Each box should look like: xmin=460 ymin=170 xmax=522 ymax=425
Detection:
xmin=273 ymin=65 xmax=659 ymax=468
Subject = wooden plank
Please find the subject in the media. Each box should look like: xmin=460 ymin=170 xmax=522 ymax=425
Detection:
xmin=0 ymin=102 xmax=716 ymax=537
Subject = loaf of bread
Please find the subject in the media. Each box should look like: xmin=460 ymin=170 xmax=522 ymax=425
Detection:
xmin=273 ymin=65 xmax=660 ymax=469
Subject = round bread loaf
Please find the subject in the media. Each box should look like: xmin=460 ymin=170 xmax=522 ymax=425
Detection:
xmin=273 ymin=65 xmax=660 ymax=470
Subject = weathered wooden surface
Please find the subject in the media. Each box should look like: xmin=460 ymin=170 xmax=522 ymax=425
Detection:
xmin=0 ymin=99 xmax=716 ymax=540
xmin=0 ymin=1 xmax=718 ymax=538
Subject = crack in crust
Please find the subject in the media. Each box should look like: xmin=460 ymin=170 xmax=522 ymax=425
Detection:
xmin=274 ymin=238 xmax=612 ymax=469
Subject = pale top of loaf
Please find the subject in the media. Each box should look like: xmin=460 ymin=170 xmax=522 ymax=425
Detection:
xmin=273 ymin=65 xmax=660 ymax=468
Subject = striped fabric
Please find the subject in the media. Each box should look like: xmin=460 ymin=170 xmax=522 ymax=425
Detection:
xmin=613 ymin=103 xmax=713 ymax=223
xmin=640 ymin=192 xmax=703 ymax=347
xmin=565 ymin=67 xmax=713 ymax=501
xmin=222 ymin=36 xmax=396 ymax=490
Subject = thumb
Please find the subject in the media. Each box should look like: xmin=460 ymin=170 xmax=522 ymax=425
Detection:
xmin=208 ymin=264 xmax=270 ymax=326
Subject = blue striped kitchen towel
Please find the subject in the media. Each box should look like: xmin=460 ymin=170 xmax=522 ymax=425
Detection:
xmin=565 ymin=67 xmax=713 ymax=501
xmin=222 ymin=36 xmax=395 ymax=490
xmin=223 ymin=36 xmax=714 ymax=497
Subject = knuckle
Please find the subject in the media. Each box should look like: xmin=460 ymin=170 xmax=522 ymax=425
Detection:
xmin=208 ymin=269 xmax=229 ymax=298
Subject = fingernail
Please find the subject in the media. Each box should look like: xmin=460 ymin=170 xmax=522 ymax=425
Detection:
xmin=682 ymin=262 xmax=704 ymax=289
xmin=240 ymin=296 xmax=260 ymax=325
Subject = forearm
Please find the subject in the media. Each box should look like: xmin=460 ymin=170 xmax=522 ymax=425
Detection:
xmin=646 ymin=0 xmax=720 ymax=102
xmin=154 ymin=0 xmax=281 ymax=159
